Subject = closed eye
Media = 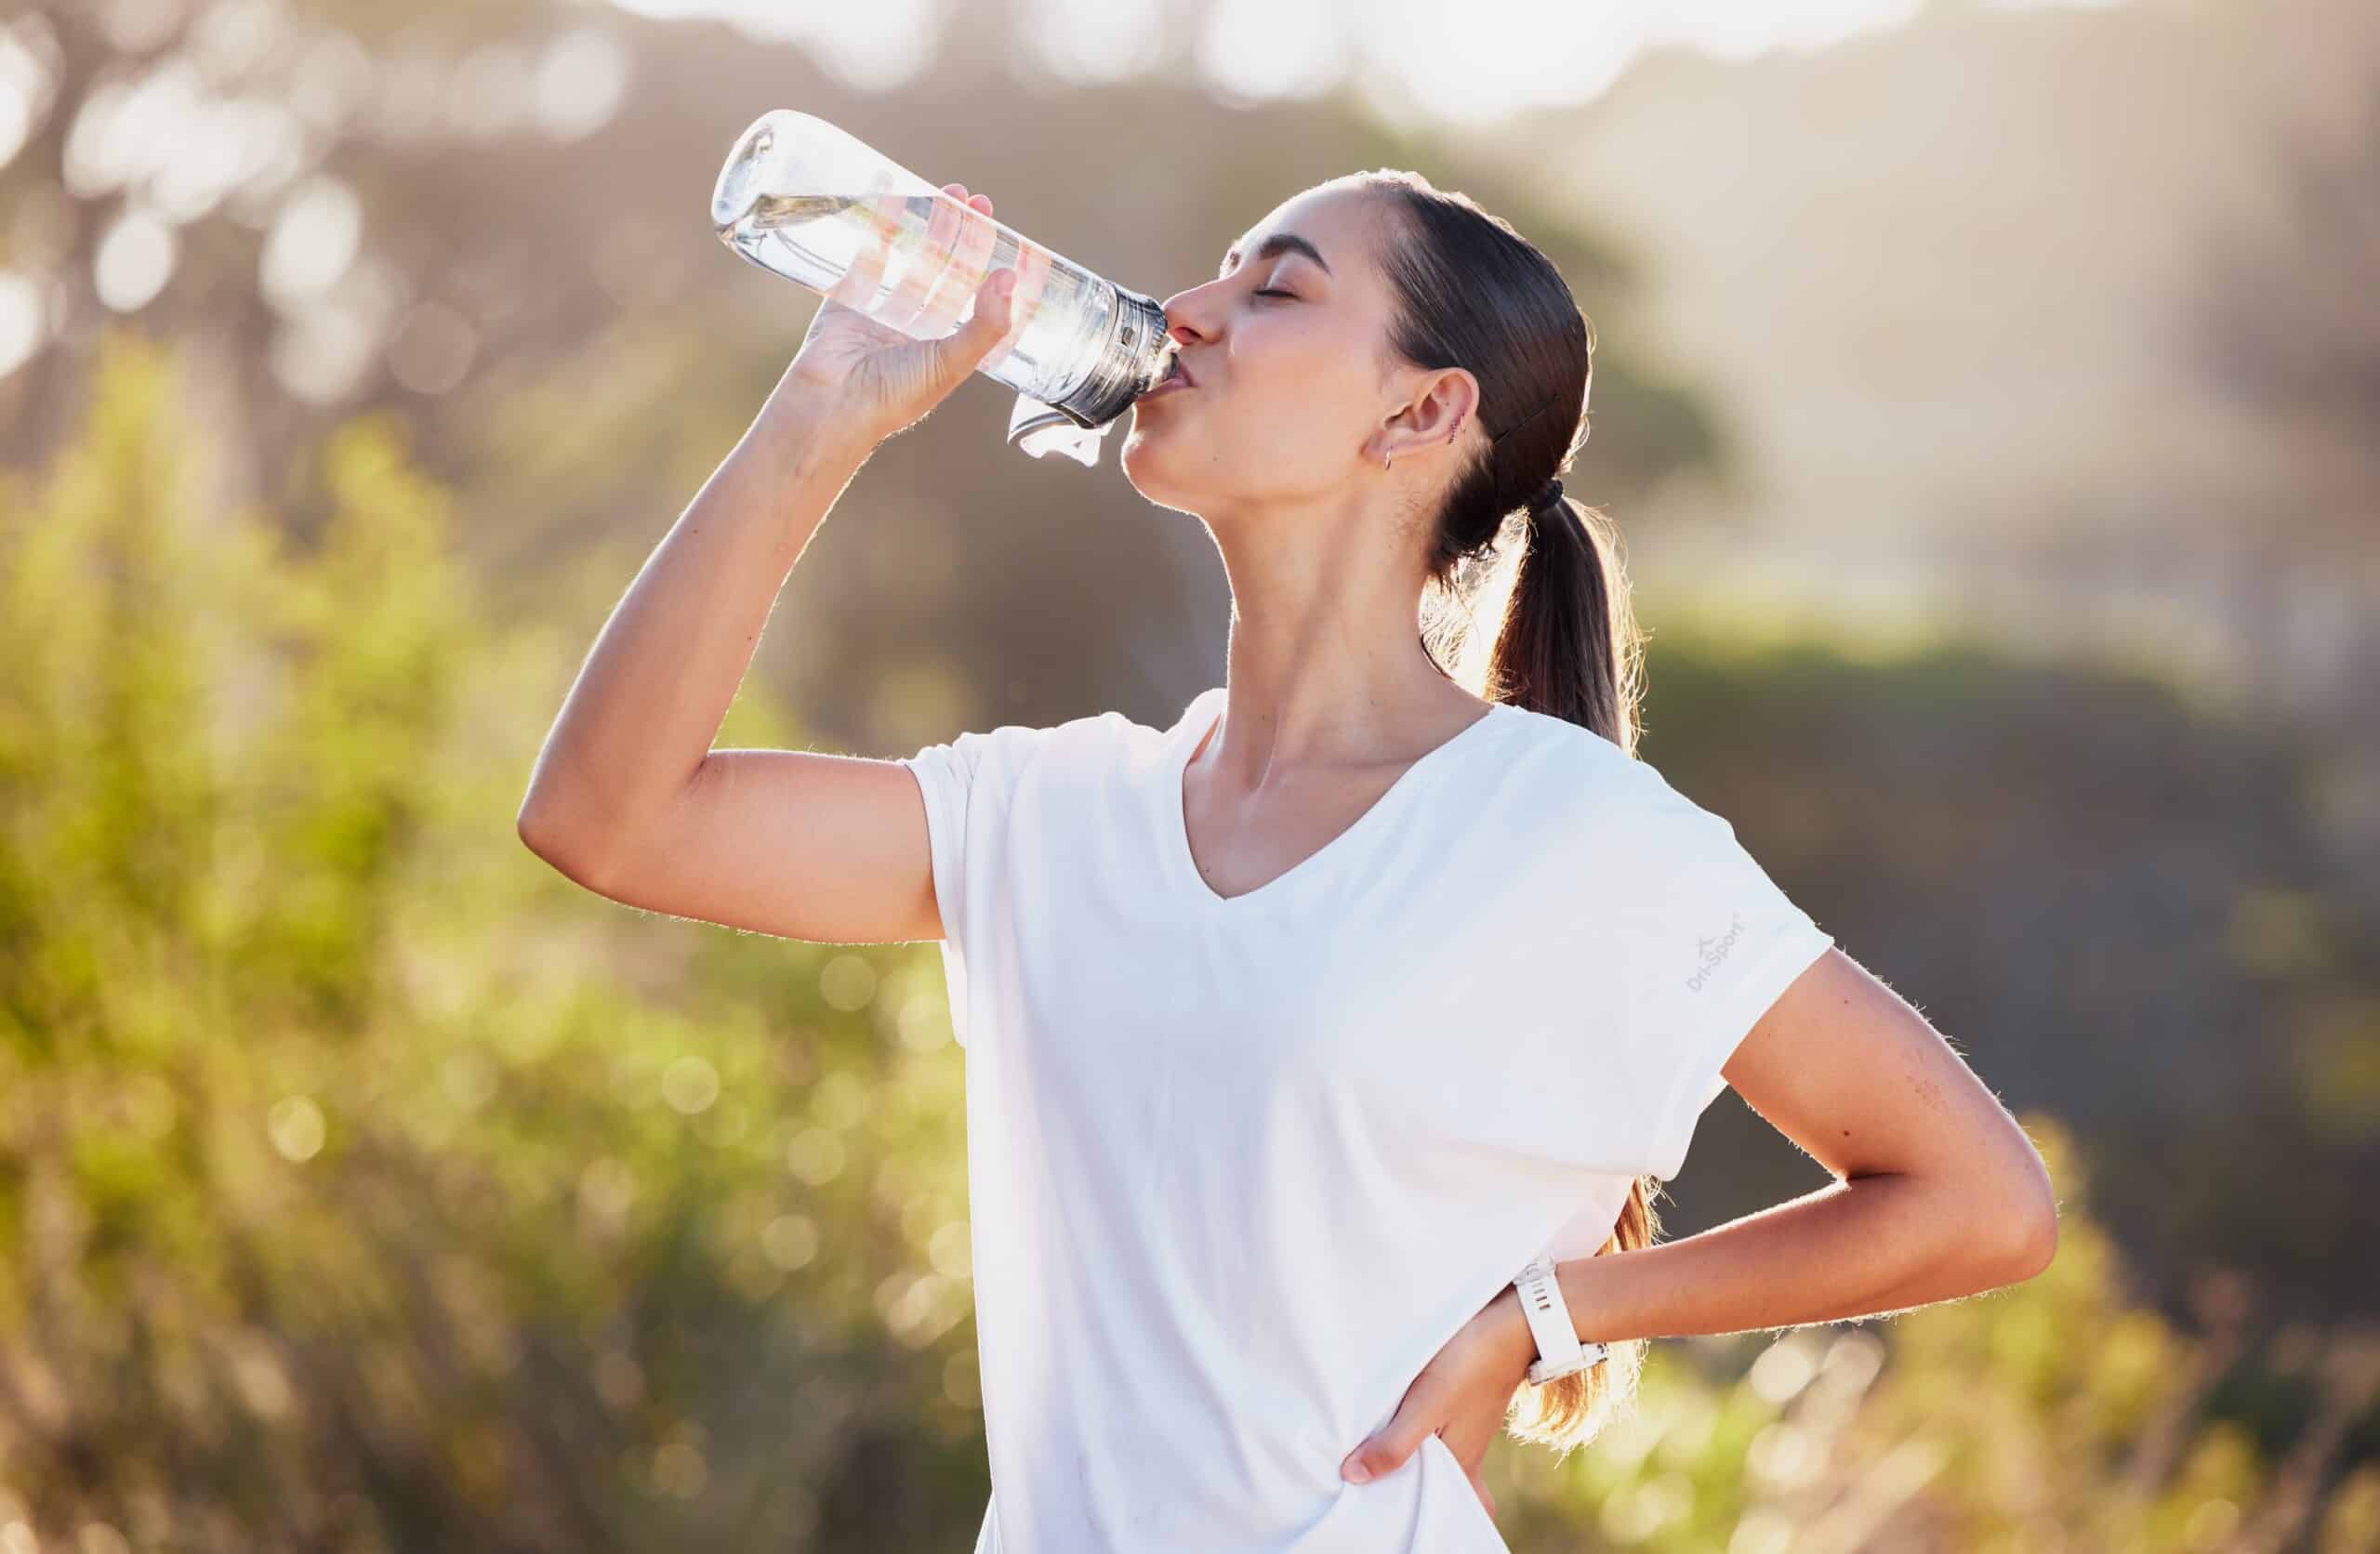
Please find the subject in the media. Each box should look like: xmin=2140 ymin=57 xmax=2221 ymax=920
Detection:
xmin=1253 ymin=288 xmax=1294 ymax=299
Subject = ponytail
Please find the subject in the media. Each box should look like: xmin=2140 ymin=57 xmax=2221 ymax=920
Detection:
xmin=1489 ymin=493 xmax=1645 ymax=757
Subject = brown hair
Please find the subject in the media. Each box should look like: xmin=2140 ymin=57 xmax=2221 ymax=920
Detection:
xmin=1358 ymin=167 xmax=1657 ymax=1455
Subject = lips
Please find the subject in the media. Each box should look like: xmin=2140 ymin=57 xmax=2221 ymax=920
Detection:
xmin=1141 ymin=358 xmax=1197 ymax=401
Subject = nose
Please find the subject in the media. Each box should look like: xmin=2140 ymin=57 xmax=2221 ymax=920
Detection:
xmin=1158 ymin=278 xmax=1219 ymax=345
xmin=1161 ymin=306 xmax=1200 ymax=349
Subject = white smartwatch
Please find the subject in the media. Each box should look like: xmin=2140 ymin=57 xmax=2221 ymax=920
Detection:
xmin=1514 ymin=1253 xmax=1606 ymax=1386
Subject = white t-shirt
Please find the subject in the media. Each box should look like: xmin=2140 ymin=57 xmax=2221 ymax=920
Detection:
xmin=900 ymin=684 xmax=1833 ymax=1553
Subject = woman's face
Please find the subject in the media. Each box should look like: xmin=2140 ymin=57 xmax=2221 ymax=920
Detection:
xmin=1121 ymin=184 xmax=1415 ymax=518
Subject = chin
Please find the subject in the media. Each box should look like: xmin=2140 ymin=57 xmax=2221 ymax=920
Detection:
xmin=1118 ymin=421 xmax=1169 ymax=476
xmin=1123 ymin=395 xmax=1235 ymax=474
xmin=1119 ymin=439 xmax=1197 ymax=512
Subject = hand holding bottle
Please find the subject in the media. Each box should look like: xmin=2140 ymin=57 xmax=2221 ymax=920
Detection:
xmin=774 ymin=181 xmax=1023 ymax=445
xmin=713 ymin=112 xmax=1171 ymax=466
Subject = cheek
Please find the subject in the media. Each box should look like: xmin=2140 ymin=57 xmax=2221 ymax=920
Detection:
xmin=1123 ymin=317 xmax=1370 ymax=490
xmin=1227 ymin=398 xmax=1343 ymax=479
xmin=1227 ymin=322 xmax=1363 ymax=423
xmin=1232 ymin=310 xmax=1335 ymax=385
xmin=1229 ymin=356 xmax=1367 ymax=473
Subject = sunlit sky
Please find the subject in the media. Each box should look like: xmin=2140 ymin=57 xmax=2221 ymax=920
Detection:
xmin=606 ymin=0 xmax=2126 ymax=125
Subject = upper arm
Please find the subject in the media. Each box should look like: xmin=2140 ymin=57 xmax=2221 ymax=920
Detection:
xmin=536 ymin=748 xmax=944 ymax=945
xmin=1720 ymin=947 xmax=2059 ymax=1258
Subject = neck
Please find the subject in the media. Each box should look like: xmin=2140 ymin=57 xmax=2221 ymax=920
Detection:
xmin=1199 ymin=507 xmax=1480 ymax=780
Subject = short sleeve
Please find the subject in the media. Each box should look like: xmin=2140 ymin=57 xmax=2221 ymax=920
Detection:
xmin=1598 ymin=768 xmax=1834 ymax=1180
xmin=898 ymin=722 xmax=1052 ymax=1049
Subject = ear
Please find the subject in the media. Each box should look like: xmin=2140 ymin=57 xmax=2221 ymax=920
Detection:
xmin=1375 ymin=365 xmax=1480 ymax=468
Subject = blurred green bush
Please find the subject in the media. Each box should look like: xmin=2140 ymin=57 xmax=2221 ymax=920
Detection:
xmin=0 ymin=330 xmax=985 ymax=1550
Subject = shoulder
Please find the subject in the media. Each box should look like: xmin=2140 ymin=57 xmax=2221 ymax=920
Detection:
xmin=908 ymin=703 xmax=1165 ymax=787
xmin=1488 ymin=703 xmax=1728 ymax=854
xmin=1490 ymin=701 xmax=1663 ymax=802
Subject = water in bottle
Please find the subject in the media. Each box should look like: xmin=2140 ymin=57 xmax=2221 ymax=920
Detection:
xmin=710 ymin=111 xmax=1178 ymax=467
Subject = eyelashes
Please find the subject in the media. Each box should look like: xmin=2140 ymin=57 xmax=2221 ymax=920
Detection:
xmin=1252 ymin=289 xmax=1293 ymax=300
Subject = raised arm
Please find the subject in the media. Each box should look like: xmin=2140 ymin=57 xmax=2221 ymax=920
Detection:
xmin=516 ymin=182 xmax=1021 ymax=944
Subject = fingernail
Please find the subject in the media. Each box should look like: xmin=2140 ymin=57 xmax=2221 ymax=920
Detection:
xmin=1343 ymin=1459 xmax=1370 ymax=1483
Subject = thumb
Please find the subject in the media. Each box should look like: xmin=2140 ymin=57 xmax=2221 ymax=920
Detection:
xmin=932 ymin=269 xmax=1015 ymax=379
xmin=1341 ymin=1419 xmax=1422 ymax=1485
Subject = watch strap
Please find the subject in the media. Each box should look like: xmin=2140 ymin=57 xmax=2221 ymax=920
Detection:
xmin=1514 ymin=1253 xmax=1606 ymax=1386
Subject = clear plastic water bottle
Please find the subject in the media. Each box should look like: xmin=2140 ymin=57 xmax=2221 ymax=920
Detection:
xmin=709 ymin=110 xmax=1178 ymax=467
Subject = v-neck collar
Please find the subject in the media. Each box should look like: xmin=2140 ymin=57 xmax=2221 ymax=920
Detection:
xmin=1165 ymin=687 xmax=1513 ymax=911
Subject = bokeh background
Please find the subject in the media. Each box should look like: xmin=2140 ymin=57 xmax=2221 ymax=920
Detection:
xmin=3 ymin=0 xmax=2376 ymax=1549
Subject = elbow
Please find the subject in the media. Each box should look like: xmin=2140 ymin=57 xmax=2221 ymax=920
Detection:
xmin=517 ymin=795 xmax=609 ymax=889
xmin=1996 ymin=1201 xmax=2059 ymax=1284
xmin=1984 ymin=1157 xmax=2062 ymax=1285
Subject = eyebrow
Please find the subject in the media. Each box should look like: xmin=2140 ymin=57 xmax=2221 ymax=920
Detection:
xmin=1218 ymin=231 xmax=1333 ymax=281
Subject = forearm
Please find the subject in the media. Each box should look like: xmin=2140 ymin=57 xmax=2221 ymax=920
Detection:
xmin=1505 ymin=1172 xmax=2048 ymax=1365
xmin=517 ymin=389 xmax=876 ymax=869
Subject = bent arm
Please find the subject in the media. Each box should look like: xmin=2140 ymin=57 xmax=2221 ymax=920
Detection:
xmin=517 ymin=382 xmax=959 ymax=948
xmin=1503 ymin=947 xmax=2058 ymax=1361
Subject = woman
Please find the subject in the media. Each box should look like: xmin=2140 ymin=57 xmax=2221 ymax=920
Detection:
xmin=518 ymin=171 xmax=2060 ymax=1551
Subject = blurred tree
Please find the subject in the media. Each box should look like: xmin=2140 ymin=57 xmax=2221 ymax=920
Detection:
xmin=0 ymin=0 xmax=549 ymax=471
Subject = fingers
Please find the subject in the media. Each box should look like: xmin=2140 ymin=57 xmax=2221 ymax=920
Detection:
xmin=881 ymin=184 xmax=964 ymax=332
xmin=857 ymin=181 xmax=998 ymax=340
xmin=825 ymin=169 xmax=902 ymax=313
xmin=921 ymin=268 xmax=1016 ymax=396
xmin=1342 ymin=1414 xmax=1498 ymax=1495
xmin=917 ymin=186 xmax=1000 ymax=339
xmin=978 ymin=240 xmax=1049 ymax=374
xmin=1342 ymin=1428 xmax=1498 ymax=1519
xmin=1341 ymin=1417 xmax=1423 ymax=1485
xmin=918 ymin=178 xmax=1008 ymax=387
